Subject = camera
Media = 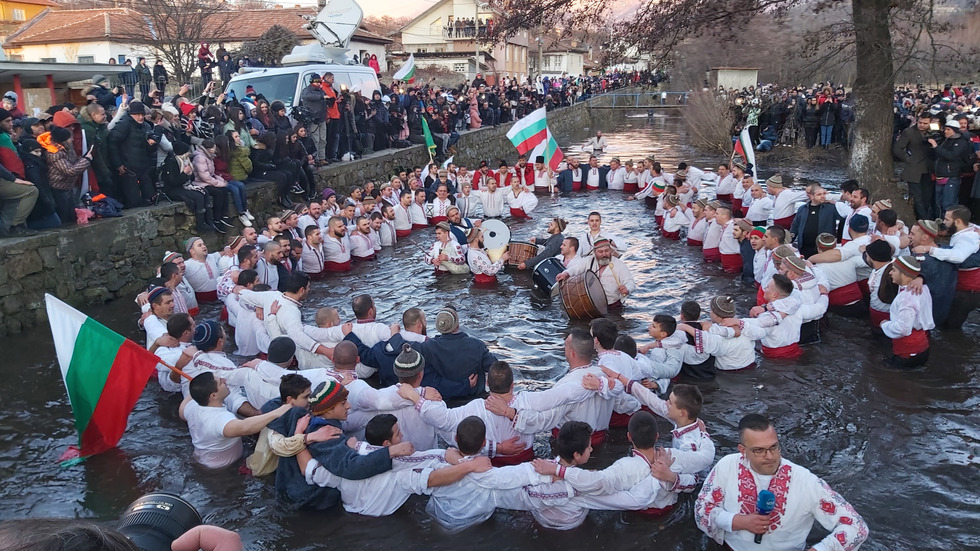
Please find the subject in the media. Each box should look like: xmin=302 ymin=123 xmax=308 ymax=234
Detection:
xmin=924 ymin=122 xmax=943 ymax=141
xmin=117 ymin=493 xmax=202 ymax=551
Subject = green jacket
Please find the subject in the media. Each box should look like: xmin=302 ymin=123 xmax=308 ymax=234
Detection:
xmin=229 ymin=144 xmax=253 ymax=182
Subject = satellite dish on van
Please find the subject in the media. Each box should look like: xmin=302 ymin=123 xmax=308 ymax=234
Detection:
xmin=303 ymin=0 xmax=363 ymax=49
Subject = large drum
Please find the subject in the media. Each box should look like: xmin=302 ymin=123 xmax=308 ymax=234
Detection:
xmin=507 ymin=241 xmax=539 ymax=266
xmin=532 ymin=257 xmax=564 ymax=295
xmin=559 ymin=271 xmax=608 ymax=319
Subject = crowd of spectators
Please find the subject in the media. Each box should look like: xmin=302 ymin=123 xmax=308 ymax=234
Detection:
xmin=0 ymin=68 xmax=649 ymax=239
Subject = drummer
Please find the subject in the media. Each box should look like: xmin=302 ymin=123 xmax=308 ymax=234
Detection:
xmin=467 ymin=228 xmax=510 ymax=285
xmin=518 ymin=217 xmax=568 ymax=270
xmin=578 ymin=211 xmax=627 ymax=257
xmin=556 ymin=237 xmax=637 ymax=310
xmin=505 ymin=171 xmax=539 ymax=219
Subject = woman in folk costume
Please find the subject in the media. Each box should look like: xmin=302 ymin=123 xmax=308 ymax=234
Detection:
xmin=425 ymin=221 xmax=469 ymax=275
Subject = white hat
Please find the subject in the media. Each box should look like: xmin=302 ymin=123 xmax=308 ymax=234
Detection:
xmin=381 ymin=95 xmax=391 ymax=103
xmin=945 ymin=120 xmax=960 ymax=129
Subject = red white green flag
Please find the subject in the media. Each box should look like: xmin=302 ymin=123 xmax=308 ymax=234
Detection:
xmin=527 ymin=128 xmax=565 ymax=172
xmin=393 ymin=53 xmax=416 ymax=82
xmin=506 ymin=107 xmax=564 ymax=171
xmin=45 ymin=294 xmax=158 ymax=463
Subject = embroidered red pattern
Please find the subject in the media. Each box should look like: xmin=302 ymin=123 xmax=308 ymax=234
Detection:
xmin=736 ymin=458 xmax=792 ymax=533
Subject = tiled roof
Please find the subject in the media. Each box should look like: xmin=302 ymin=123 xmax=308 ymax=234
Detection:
xmin=5 ymin=7 xmax=391 ymax=47
xmin=6 ymin=0 xmax=58 ymax=6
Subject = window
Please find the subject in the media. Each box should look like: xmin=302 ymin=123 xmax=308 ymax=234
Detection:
xmin=41 ymin=57 xmax=57 ymax=63
xmin=453 ymin=63 xmax=467 ymax=73
xmin=118 ymin=55 xmax=126 ymax=64
xmin=12 ymin=8 xmax=25 ymax=21
xmin=9 ymin=54 xmax=23 ymax=61
xmin=226 ymin=73 xmax=298 ymax=106
xmin=417 ymin=48 xmax=427 ymax=53
xmin=78 ymin=56 xmax=94 ymax=64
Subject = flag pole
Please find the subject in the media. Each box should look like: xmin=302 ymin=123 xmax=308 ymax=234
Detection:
xmin=159 ymin=358 xmax=193 ymax=381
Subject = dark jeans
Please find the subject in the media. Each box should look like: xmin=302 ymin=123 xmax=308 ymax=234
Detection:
xmin=116 ymin=167 xmax=155 ymax=208
xmin=936 ymin=176 xmax=961 ymax=216
xmin=250 ymin=170 xmax=289 ymax=200
xmin=50 ymin=187 xmax=79 ymax=225
xmin=907 ymin=173 xmax=935 ymax=220
xmin=804 ymin=126 xmax=819 ymax=148
xmin=205 ymin=186 xmax=230 ymax=220
xmin=326 ymin=118 xmax=342 ymax=160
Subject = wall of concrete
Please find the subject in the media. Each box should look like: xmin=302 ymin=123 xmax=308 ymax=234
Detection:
xmin=0 ymin=92 xmax=614 ymax=336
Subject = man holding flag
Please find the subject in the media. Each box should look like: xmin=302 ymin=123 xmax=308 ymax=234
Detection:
xmin=506 ymin=107 xmax=564 ymax=194
xmin=732 ymin=125 xmax=758 ymax=181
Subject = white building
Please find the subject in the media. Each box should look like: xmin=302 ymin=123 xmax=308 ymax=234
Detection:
xmin=396 ymin=0 xmax=529 ymax=83
xmin=3 ymin=7 xmax=391 ymax=74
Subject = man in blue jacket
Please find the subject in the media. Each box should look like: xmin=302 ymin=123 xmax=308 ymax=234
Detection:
xmin=789 ymin=183 xmax=842 ymax=258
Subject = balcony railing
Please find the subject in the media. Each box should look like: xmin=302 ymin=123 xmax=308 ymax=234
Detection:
xmin=441 ymin=26 xmax=492 ymax=40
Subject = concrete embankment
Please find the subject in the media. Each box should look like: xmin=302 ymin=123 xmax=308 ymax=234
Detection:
xmin=0 ymin=92 xmax=618 ymax=335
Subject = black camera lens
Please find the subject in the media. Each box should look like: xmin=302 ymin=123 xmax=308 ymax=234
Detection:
xmin=117 ymin=493 xmax=202 ymax=551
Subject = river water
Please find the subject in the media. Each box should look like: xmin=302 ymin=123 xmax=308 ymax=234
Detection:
xmin=0 ymin=111 xmax=977 ymax=550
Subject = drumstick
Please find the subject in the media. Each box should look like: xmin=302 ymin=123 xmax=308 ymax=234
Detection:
xmin=406 ymin=239 xmax=430 ymax=254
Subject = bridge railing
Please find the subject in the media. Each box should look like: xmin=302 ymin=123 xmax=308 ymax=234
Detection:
xmin=589 ymin=91 xmax=689 ymax=108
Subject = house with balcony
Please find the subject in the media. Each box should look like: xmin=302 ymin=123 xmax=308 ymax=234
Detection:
xmin=397 ymin=0 xmax=529 ymax=83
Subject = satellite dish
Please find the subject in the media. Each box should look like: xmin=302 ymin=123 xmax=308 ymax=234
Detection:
xmin=303 ymin=0 xmax=364 ymax=49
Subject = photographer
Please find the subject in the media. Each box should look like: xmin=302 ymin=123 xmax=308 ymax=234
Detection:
xmin=930 ymin=119 xmax=972 ymax=215
xmin=893 ymin=113 xmax=936 ymax=219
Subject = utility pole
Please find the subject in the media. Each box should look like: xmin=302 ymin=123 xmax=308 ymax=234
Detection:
xmin=537 ymin=36 xmax=543 ymax=79
xmin=474 ymin=0 xmax=481 ymax=82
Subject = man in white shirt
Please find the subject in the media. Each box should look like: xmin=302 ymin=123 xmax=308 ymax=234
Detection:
xmin=376 ymin=208 xmax=397 ymax=247
xmin=744 ymin=184 xmax=773 ymax=226
xmin=147 ymin=312 xmax=194 ymax=393
xmin=180 ymin=371 xmax=291 ymax=469
xmin=256 ymin=241 xmax=283 ymax=291
xmin=301 ymin=225 xmax=325 ymax=278
xmin=558 ymin=238 xmax=636 ymax=309
xmin=349 ymin=216 xmax=377 ymax=261
xmin=475 ymin=177 xmax=506 ymax=218
xmin=766 ymin=175 xmax=808 ymax=229
xmin=695 ymin=414 xmax=868 ymax=551
xmin=141 ymin=287 xmax=174 ymax=349
xmin=585 ymin=131 xmax=607 ymax=151
xmin=322 ymin=215 xmax=352 ymax=272
xmin=606 ymin=158 xmax=626 ymax=191
xmin=297 ymin=201 xmax=325 ymax=235
xmin=393 ymin=190 xmax=414 ymax=238
xmin=183 ymin=237 xmax=221 ymax=303
xmin=577 ymin=211 xmax=626 ymax=257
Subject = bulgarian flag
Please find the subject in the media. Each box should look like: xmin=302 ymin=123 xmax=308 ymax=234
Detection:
xmin=506 ymin=107 xmax=550 ymax=155
xmin=45 ymin=294 xmax=159 ymax=464
xmin=733 ymin=126 xmax=757 ymax=179
xmin=527 ymin=128 xmax=564 ymax=172
xmin=393 ymin=54 xmax=416 ymax=83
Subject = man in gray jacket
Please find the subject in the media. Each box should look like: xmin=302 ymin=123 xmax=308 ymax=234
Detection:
xmin=300 ymin=75 xmax=328 ymax=165
xmin=893 ymin=113 xmax=934 ymax=219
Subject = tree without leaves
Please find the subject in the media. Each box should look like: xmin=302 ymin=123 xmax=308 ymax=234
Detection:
xmin=490 ymin=0 xmax=975 ymax=222
xmin=114 ymin=0 xmax=233 ymax=84
xmin=232 ymin=25 xmax=300 ymax=68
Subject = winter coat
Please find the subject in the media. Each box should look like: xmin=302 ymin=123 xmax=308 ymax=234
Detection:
xmin=933 ymin=131 xmax=972 ymax=178
xmin=39 ymin=133 xmax=90 ymax=191
xmin=229 ymin=145 xmax=253 ymax=181
xmin=153 ymin=64 xmax=169 ymax=84
xmin=191 ymin=149 xmax=226 ymax=187
xmin=802 ymin=105 xmax=820 ymax=128
xmin=136 ymin=64 xmax=153 ymax=84
xmin=818 ymin=100 xmax=838 ymax=126
xmin=21 ymin=151 xmax=57 ymax=221
xmin=300 ymin=84 xmax=327 ymax=123
xmin=108 ymin=114 xmax=155 ymax=172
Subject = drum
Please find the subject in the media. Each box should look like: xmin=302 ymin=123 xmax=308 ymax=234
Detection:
xmin=507 ymin=241 xmax=539 ymax=266
xmin=482 ymin=219 xmax=512 ymax=262
xmin=532 ymin=257 xmax=564 ymax=294
xmin=559 ymin=271 xmax=608 ymax=319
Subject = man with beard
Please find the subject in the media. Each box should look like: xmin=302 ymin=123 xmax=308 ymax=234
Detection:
xmin=519 ymin=217 xmax=567 ymax=270
xmin=556 ymin=238 xmax=636 ymax=310
xmin=323 ymin=215 xmax=352 ymax=272
xmin=447 ymin=205 xmax=481 ymax=251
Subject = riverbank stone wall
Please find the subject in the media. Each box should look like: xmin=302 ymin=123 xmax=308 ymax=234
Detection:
xmin=0 ymin=92 xmax=617 ymax=336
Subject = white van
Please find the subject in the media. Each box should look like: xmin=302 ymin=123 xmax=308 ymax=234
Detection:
xmin=224 ymin=63 xmax=381 ymax=108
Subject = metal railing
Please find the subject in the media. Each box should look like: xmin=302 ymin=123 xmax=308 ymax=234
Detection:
xmin=589 ymin=91 xmax=690 ymax=108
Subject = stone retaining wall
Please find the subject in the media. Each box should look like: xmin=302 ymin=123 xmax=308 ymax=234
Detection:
xmin=0 ymin=92 xmax=615 ymax=336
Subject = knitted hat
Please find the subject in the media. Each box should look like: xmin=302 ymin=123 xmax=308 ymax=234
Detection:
xmin=873 ymin=199 xmax=892 ymax=211
xmin=848 ymin=215 xmax=870 ymax=233
xmin=675 ymin=169 xmax=688 ymax=180
xmin=147 ymin=286 xmax=169 ymax=304
xmin=229 ymin=235 xmax=245 ymax=249
xmin=710 ymin=295 xmax=736 ymax=318
xmin=3 ymin=91 xmax=17 ymax=103
xmin=773 ymin=244 xmax=796 ymax=260
xmin=310 ymin=380 xmax=349 ymax=415
xmin=783 ymin=254 xmax=807 ymax=275
xmin=894 ymin=255 xmax=921 ymax=278
xmin=20 ymin=138 xmax=42 ymax=152
xmin=917 ymin=219 xmax=940 ymax=238
xmin=735 ymin=219 xmax=752 ymax=233
xmin=695 ymin=198 xmax=708 ymax=209
xmin=185 ymin=236 xmax=202 ymax=254
xmin=92 ymin=74 xmax=108 ymax=85
xmin=50 ymin=126 xmax=72 ymax=144
xmin=435 ymin=307 xmax=459 ymax=333
xmin=435 ymin=221 xmax=451 ymax=232
xmin=664 ymin=194 xmax=680 ymax=207
xmin=280 ymin=209 xmax=296 ymax=220
xmin=17 ymin=117 xmax=39 ymax=129
xmin=128 ymin=101 xmax=146 ymax=115
xmin=749 ymin=226 xmax=766 ymax=239
xmin=732 ymin=160 xmax=747 ymax=172
xmin=179 ymin=102 xmax=197 ymax=117
xmin=192 ymin=320 xmax=221 ymax=350
xmin=163 ymin=251 xmax=182 ymax=264
xmin=0 ymin=108 xmax=10 ymax=122
xmin=322 ymin=187 xmax=336 ymax=200
xmin=393 ymin=343 xmax=424 ymax=378
xmin=554 ymin=218 xmax=567 ymax=232
xmin=267 ymin=337 xmax=296 ymax=364
xmin=865 ymin=239 xmax=893 ymax=262
xmin=817 ymin=233 xmax=837 ymax=249
xmin=592 ymin=237 xmax=611 ymax=248
xmin=766 ymin=174 xmax=783 ymax=190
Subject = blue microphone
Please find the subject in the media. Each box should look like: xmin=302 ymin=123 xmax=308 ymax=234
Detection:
xmin=755 ymin=490 xmax=776 ymax=544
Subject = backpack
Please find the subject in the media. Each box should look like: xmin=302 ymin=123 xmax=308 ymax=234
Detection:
xmin=85 ymin=193 xmax=124 ymax=218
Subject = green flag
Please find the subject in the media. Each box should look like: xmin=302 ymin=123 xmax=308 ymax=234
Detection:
xmin=421 ymin=117 xmax=437 ymax=160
